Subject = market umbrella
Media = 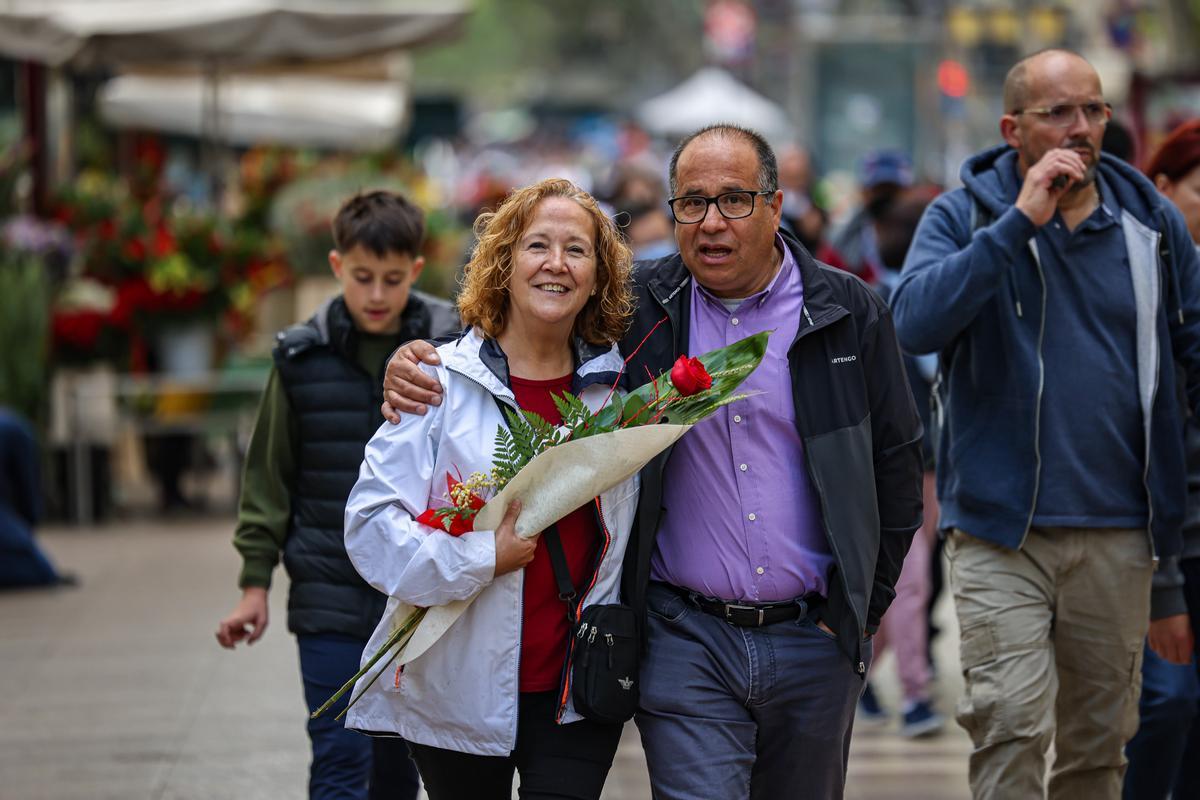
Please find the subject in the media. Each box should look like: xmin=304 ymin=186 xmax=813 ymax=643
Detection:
xmin=0 ymin=0 xmax=469 ymax=68
xmin=637 ymin=66 xmax=794 ymax=143
xmin=0 ymin=0 xmax=468 ymax=191
xmin=98 ymin=71 xmax=408 ymax=150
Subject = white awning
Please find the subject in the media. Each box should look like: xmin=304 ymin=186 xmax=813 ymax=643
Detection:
xmin=98 ymin=72 xmax=407 ymax=149
xmin=0 ymin=0 xmax=468 ymax=68
xmin=637 ymin=67 xmax=794 ymax=143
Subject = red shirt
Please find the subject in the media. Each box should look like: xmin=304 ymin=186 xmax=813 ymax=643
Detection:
xmin=509 ymin=373 xmax=600 ymax=693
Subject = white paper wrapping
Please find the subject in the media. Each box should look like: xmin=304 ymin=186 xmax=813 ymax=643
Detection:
xmin=392 ymin=423 xmax=692 ymax=666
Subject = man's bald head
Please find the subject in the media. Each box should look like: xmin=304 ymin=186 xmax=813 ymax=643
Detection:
xmin=668 ymin=124 xmax=778 ymax=197
xmin=1003 ymin=49 xmax=1095 ymax=113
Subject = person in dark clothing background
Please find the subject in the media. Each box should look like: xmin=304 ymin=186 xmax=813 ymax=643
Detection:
xmin=0 ymin=408 xmax=75 ymax=589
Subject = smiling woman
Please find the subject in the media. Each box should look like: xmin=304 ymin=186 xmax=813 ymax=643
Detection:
xmin=457 ymin=178 xmax=633 ymax=349
xmin=341 ymin=178 xmax=639 ymax=800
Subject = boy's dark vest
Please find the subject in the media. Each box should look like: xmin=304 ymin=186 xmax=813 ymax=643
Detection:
xmin=272 ymin=294 xmax=447 ymax=640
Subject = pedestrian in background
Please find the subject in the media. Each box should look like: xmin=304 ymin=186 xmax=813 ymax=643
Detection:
xmin=892 ymin=50 xmax=1200 ymax=799
xmin=830 ymin=149 xmax=915 ymax=286
xmin=0 ymin=408 xmax=76 ymax=589
xmin=858 ymin=185 xmax=945 ymax=739
xmin=215 ymin=191 xmax=458 ymax=800
xmin=1124 ymin=118 xmax=1200 ymax=800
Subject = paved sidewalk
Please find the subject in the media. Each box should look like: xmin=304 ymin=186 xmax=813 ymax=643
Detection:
xmin=0 ymin=518 xmax=969 ymax=799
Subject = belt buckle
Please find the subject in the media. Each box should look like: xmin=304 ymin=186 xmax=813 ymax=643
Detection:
xmin=724 ymin=603 xmax=764 ymax=627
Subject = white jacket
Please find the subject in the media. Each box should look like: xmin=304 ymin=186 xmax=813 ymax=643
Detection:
xmin=343 ymin=328 xmax=639 ymax=756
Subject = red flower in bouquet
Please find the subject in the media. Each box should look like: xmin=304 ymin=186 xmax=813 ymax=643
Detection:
xmin=670 ymin=356 xmax=713 ymax=396
xmin=416 ymin=473 xmax=488 ymax=536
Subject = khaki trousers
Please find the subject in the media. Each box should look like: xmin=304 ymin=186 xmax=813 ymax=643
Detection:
xmin=947 ymin=527 xmax=1153 ymax=800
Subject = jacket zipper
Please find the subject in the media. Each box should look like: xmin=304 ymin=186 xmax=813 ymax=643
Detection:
xmin=444 ymin=364 xmax=526 ymax=748
xmin=1009 ymin=271 xmax=1023 ymax=318
xmin=1140 ymin=228 xmax=1165 ymax=560
xmin=449 ymin=361 xmax=622 ymax=727
xmin=1017 ymin=240 xmax=1047 ymax=549
xmin=555 ymin=495 xmax=613 ymax=722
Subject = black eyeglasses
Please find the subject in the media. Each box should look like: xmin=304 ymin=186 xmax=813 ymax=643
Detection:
xmin=667 ymin=190 xmax=775 ymax=224
xmin=1012 ymin=101 xmax=1112 ymax=129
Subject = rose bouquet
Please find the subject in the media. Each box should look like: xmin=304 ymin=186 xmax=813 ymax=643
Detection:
xmin=312 ymin=328 xmax=771 ymax=720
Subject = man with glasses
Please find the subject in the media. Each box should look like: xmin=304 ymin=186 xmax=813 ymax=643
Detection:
xmin=892 ymin=49 xmax=1200 ymax=799
xmin=380 ymin=124 xmax=924 ymax=799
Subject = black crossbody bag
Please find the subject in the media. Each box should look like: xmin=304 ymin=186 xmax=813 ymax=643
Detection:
xmin=544 ymin=523 xmax=640 ymax=724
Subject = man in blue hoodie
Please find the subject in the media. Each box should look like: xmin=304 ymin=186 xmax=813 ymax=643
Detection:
xmin=892 ymin=49 xmax=1200 ymax=799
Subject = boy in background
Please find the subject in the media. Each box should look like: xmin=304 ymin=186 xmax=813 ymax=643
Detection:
xmin=216 ymin=191 xmax=459 ymax=800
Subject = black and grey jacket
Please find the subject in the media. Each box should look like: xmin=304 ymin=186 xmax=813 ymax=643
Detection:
xmin=273 ymin=291 xmax=459 ymax=639
xmin=619 ymin=233 xmax=925 ymax=673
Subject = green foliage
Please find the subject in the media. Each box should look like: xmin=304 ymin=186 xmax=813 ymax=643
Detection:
xmin=551 ymin=390 xmax=592 ymax=432
xmin=411 ymin=0 xmax=704 ymax=106
xmin=0 ymin=250 xmax=50 ymax=424
xmin=492 ymin=405 xmax=559 ymax=485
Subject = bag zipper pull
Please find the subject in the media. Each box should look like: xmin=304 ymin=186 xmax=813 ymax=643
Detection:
xmin=580 ymin=625 xmax=595 ymax=668
xmin=605 ymin=633 xmax=614 ymax=669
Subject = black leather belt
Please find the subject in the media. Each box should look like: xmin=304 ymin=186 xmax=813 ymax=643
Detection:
xmin=662 ymin=583 xmax=822 ymax=628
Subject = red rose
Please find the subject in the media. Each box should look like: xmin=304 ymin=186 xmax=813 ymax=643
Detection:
xmin=670 ymin=356 xmax=713 ymax=396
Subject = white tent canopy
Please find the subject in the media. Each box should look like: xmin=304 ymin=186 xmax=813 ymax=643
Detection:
xmin=0 ymin=0 xmax=468 ymax=68
xmin=637 ymin=67 xmax=794 ymax=143
xmin=98 ymin=72 xmax=407 ymax=150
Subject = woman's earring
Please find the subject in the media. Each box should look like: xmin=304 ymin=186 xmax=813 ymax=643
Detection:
xmin=590 ymin=288 xmax=597 ymax=296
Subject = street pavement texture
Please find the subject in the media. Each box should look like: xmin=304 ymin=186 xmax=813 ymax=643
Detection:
xmin=0 ymin=518 xmax=970 ymax=799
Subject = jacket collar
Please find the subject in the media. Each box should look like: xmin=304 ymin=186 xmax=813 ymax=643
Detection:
xmin=314 ymin=293 xmax=434 ymax=360
xmin=787 ymin=231 xmax=849 ymax=332
xmin=443 ymin=327 xmax=624 ymax=399
xmin=643 ymin=231 xmax=847 ymax=334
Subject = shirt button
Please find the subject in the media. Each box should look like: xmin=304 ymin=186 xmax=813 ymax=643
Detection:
xmin=731 ymin=317 xmax=740 ymax=326
xmin=748 ymin=513 xmax=756 ymax=521
xmin=756 ymin=566 xmax=765 ymax=575
xmin=733 ymin=414 xmax=742 ymax=423
xmin=739 ymin=463 xmax=748 ymax=472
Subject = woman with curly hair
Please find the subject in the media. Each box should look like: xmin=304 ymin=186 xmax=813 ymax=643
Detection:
xmin=343 ymin=178 xmax=637 ymax=800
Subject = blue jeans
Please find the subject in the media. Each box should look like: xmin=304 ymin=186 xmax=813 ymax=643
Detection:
xmin=1125 ymin=558 xmax=1200 ymax=800
xmin=297 ymin=634 xmax=419 ymax=800
xmin=635 ymin=583 xmax=869 ymax=800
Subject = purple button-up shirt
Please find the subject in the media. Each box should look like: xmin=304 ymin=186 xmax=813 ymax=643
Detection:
xmin=649 ymin=237 xmax=833 ymax=602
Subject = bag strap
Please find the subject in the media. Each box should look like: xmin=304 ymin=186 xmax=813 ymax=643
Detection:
xmin=543 ymin=524 xmax=580 ymax=622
